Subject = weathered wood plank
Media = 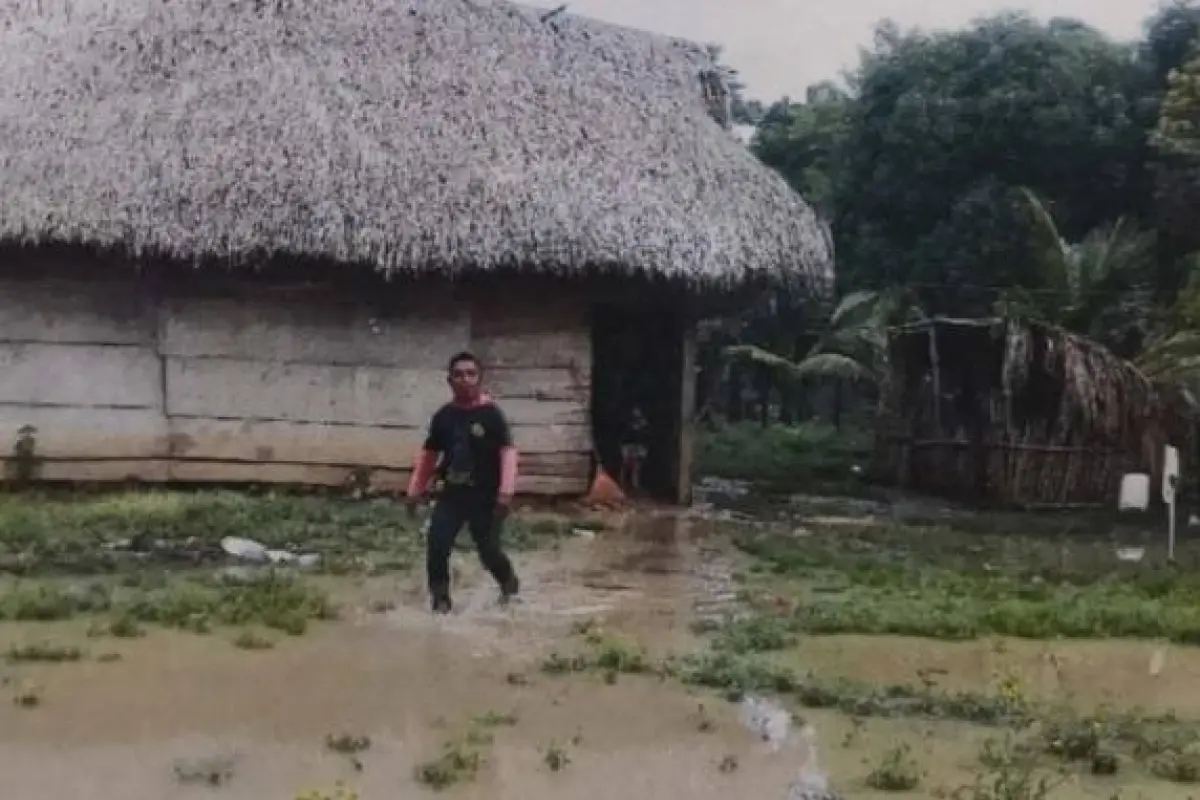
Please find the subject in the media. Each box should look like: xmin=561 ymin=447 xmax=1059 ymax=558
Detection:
xmin=166 ymin=418 xmax=591 ymax=462
xmin=485 ymin=367 xmax=591 ymax=402
xmin=472 ymin=330 xmax=591 ymax=369
xmin=470 ymin=290 xmax=591 ymax=368
xmin=167 ymin=418 xmax=414 ymax=466
xmin=492 ymin=398 xmax=588 ymax=427
xmin=516 ymin=424 xmax=592 ymax=454
xmin=164 ymin=358 xmax=448 ymax=426
xmin=0 ymin=407 xmax=590 ymax=464
xmin=5 ymin=458 xmax=587 ymax=496
xmin=677 ymin=325 xmax=697 ymax=505
xmin=160 ymin=294 xmax=469 ymax=367
xmin=168 ymin=462 xmax=583 ymax=495
xmin=168 ymin=357 xmax=589 ymax=428
xmin=516 ymin=451 xmax=591 ymax=476
xmin=0 ymin=406 xmax=167 ymax=457
xmin=0 ymin=279 xmax=153 ymax=344
xmin=25 ymin=459 xmax=172 ymax=483
xmin=0 ymin=343 xmax=163 ymax=408
xmin=370 ymin=470 xmax=586 ymax=496
xmin=168 ymin=460 xmax=389 ymax=487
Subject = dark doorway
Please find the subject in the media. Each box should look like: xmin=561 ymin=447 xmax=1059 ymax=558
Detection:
xmin=591 ymin=302 xmax=684 ymax=501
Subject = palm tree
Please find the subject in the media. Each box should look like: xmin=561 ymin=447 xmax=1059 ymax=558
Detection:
xmin=723 ymin=287 xmax=923 ymax=427
xmin=1138 ymin=257 xmax=1200 ymax=393
xmin=1014 ymin=188 xmax=1157 ymax=356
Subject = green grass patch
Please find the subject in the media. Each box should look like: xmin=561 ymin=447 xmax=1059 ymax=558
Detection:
xmin=6 ymin=640 xmax=83 ymax=663
xmin=0 ymin=569 xmax=336 ymax=635
xmin=0 ymin=489 xmax=563 ymax=579
xmin=695 ymin=421 xmax=870 ymax=489
xmin=731 ymin=520 xmax=1200 ymax=643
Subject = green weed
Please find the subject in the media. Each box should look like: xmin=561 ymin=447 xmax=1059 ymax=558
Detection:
xmin=865 ymin=743 xmax=923 ymax=791
xmin=696 ymin=421 xmax=870 ymax=490
xmin=6 ymin=641 xmax=82 ymax=663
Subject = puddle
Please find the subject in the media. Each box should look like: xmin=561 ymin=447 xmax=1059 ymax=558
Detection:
xmin=2 ymin=510 xmax=1193 ymax=798
xmin=0 ymin=513 xmax=760 ymax=800
xmin=0 ymin=617 xmax=800 ymax=799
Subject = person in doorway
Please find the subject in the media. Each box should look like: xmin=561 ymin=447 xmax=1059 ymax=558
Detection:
xmin=619 ymin=406 xmax=649 ymax=495
xmin=406 ymin=352 xmax=520 ymax=614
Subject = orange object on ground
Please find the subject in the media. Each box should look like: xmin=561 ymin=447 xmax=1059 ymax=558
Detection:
xmin=583 ymin=466 xmax=626 ymax=507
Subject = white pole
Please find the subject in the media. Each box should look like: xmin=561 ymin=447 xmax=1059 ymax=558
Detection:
xmin=1169 ymin=496 xmax=1177 ymax=562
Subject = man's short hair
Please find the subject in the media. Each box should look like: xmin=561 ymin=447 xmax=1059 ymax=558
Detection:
xmin=448 ymin=351 xmax=480 ymax=371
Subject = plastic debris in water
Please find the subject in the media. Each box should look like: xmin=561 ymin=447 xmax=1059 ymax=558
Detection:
xmin=785 ymin=724 xmax=841 ymax=800
xmin=1150 ymin=645 xmax=1167 ymax=676
xmin=220 ymin=536 xmax=268 ymax=563
xmin=1115 ymin=546 xmax=1145 ymax=563
xmin=221 ymin=537 xmax=318 ymax=569
xmin=738 ymin=695 xmax=791 ymax=753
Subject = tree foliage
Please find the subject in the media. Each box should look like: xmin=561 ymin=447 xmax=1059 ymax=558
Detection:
xmin=704 ymin=2 xmax=1200 ymax=425
xmin=827 ymin=14 xmax=1145 ymax=308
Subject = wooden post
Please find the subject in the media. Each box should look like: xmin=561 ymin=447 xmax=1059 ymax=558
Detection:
xmin=928 ymin=321 xmax=941 ymax=431
xmin=675 ymin=321 xmax=698 ymax=506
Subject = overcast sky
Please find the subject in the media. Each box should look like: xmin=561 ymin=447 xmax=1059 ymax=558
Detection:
xmin=568 ymin=0 xmax=1164 ymax=100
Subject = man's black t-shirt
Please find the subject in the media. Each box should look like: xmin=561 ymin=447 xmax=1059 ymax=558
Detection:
xmin=424 ymin=401 xmax=513 ymax=499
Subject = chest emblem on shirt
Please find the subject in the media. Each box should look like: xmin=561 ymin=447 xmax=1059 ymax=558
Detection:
xmin=470 ymin=422 xmax=485 ymax=438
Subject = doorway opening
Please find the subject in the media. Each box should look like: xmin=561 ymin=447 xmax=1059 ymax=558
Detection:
xmin=590 ymin=302 xmax=684 ymax=502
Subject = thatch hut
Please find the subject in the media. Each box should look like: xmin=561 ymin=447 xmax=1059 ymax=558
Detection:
xmin=878 ymin=318 xmax=1195 ymax=507
xmin=0 ymin=0 xmax=831 ymax=502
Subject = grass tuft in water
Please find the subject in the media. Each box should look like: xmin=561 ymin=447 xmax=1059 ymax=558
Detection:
xmin=413 ymin=709 xmax=520 ymax=790
xmin=325 ymin=733 xmax=371 ymax=755
xmin=1149 ymin=746 xmax=1200 ymax=783
xmin=542 ymin=741 xmax=571 ymax=772
xmin=865 ymin=743 xmax=923 ymax=791
xmin=960 ymin=735 xmax=1067 ymax=800
xmin=232 ymin=629 xmax=275 ymax=650
xmin=294 ymin=785 xmax=359 ymax=800
xmin=6 ymin=641 xmax=82 ymax=663
xmin=11 ymin=680 xmax=41 ymax=707
xmin=413 ymin=739 xmax=483 ymax=790
xmin=172 ymin=754 xmax=236 ymax=787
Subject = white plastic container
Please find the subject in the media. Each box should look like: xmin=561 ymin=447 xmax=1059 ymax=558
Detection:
xmin=1118 ymin=473 xmax=1150 ymax=511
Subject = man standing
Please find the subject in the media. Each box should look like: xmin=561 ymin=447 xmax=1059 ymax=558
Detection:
xmin=619 ymin=406 xmax=648 ymax=494
xmin=406 ymin=352 xmax=520 ymax=613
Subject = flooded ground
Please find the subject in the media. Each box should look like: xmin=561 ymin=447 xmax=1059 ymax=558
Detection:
xmin=0 ymin=516 xmax=784 ymax=800
xmin=2 ymin=492 xmax=1200 ymax=798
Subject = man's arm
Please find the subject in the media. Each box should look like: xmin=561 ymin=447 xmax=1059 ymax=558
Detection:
xmin=406 ymin=410 xmax=443 ymax=499
xmin=494 ymin=406 xmax=518 ymax=501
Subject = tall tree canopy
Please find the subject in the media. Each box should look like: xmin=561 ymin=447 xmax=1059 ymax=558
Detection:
xmin=705 ymin=2 xmax=1200 ymax=428
xmin=828 ymin=13 xmax=1145 ymax=313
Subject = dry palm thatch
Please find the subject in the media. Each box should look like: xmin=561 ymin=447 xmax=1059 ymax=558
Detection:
xmin=0 ymin=0 xmax=832 ymax=291
xmin=882 ymin=318 xmax=1193 ymax=505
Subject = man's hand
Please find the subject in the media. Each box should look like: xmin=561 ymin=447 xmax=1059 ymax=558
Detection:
xmin=496 ymin=492 xmax=513 ymax=520
xmin=404 ymin=494 xmax=424 ymax=518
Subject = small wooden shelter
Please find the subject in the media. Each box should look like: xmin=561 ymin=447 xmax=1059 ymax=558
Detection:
xmin=878 ymin=317 xmax=1195 ymax=507
xmin=0 ymin=0 xmax=831 ymax=502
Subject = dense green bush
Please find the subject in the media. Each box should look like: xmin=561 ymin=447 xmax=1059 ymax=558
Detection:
xmin=695 ymin=421 xmax=871 ymax=488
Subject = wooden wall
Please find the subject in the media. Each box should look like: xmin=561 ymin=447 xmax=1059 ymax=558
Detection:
xmin=0 ymin=277 xmax=593 ymax=495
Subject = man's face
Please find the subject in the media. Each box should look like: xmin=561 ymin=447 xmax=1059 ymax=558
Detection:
xmin=448 ymin=359 xmax=481 ymax=400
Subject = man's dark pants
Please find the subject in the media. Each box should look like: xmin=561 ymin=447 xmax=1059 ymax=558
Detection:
xmin=426 ymin=491 xmax=517 ymax=604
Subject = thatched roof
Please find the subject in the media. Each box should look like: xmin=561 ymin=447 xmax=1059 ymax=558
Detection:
xmin=890 ymin=317 xmax=1170 ymax=447
xmin=0 ymin=0 xmax=833 ymax=290
xmin=883 ymin=317 xmax=1197 ymax=505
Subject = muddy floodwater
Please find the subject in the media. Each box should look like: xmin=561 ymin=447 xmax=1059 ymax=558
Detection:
xmin=2 ymin=507 xmax=1200 ymax=798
